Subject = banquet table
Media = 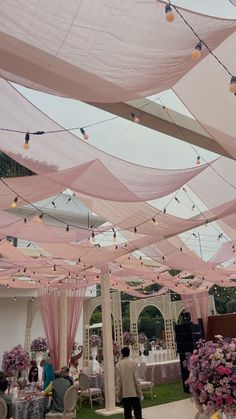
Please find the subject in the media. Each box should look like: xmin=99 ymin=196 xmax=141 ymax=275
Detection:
xmin=146 ymin=360 xmax=181 ymax=385
xmin=13 ymin=395 xmax=46 ymax=419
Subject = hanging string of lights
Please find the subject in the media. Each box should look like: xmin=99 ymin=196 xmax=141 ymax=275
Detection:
xmin=164 ymin=1 xmax=236 ymax=93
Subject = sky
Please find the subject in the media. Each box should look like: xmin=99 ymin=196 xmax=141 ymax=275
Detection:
xmin=13 ymin=0 xmax=236 ymax=261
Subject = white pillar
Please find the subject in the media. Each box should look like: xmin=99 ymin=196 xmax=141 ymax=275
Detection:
xmin=96 ymin=270 xmax=123 ymax=416
xmin=59 ymin=288 xmax=68 ymax=368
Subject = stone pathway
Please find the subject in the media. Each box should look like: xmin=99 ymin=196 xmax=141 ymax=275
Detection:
xmin=142 ymin=399 xmax=198 ymax=419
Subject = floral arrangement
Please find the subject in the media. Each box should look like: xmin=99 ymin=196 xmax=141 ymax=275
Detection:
xmin=186 ymin=337 xmax=236 ymax=417
xmin=123 ymin=331 xmax=135 ymax=346
xmin=89 ymin=334 xmax=101 ymax=348
xmin=2 ymin=345 xmax=30 ymax=374
xmin=30 ymin=337 xmax=47 ymax=353
xmin=17 ymin=377 xmax=27 ymax=390
xmin=113 ymin=341 xmax=121 ymax=358
xmin=138 ymin=333 xmax=148 ymax=345
xmin=150 ymin=338 xmax=166 ymax=350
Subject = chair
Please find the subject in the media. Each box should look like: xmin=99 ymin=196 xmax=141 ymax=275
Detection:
xmin=0 ymin=398 xmax=7 ymax=419
xmin=45 ymin=384 xmax=79 ymax=419
xmin=139 ymin=365 xmax=154 ymax=399
xmin=138 ymin=362 xmax=147 ymax=382
xmin=79 ymin=372 xmax=102 ymax=408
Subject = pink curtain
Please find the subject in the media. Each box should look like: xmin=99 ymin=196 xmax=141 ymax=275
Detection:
xmin=181 ymin=291 xmax=209 ymax=334
xmin=38 ymin=282 xmax=86 ymax=369
xmin=197 ymin=292 xmax=209 ymax=336
xmin=181 ymin=294 xmax=198 ymax=325
xmin=67 ymin=285 xmax=86 ymax=361
xmin=39 ymin=289 xmax=59 ymax=369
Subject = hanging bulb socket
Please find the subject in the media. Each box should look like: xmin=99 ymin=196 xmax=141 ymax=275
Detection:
xmin=196 ymin=156 xmax=201 ymax=165
xmin=80 ymin=128 xmax=89 ymax=140
xmin=24 ymin=132 xmax=30 ymax=150
xmin=11 ymin=196 xmax=18 ymax=208
xmin=229 ymin=76 xmax=236 ymax=94
xmin=91 ymin=230 xmax=96 ymax=244
xmin=165 ymin=4 xmax=174 ymax=22
xmin=65 ymin=225 xmax=70 ymax=235
xmin=191 ymin=205 xmax=195 ymax=211
xmin=131 ymin=112 xmax=140 ymax=123
xmin=191 ymin=42 xmax=202 ymax=60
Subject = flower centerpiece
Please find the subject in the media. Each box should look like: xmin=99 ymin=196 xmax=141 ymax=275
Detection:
xmin=123 ymin=331 xmax=135 ymax=347
xmin=186 ymin=337 xmax=236 ymax=418
xmin=138 ymin=333 xmax=148 ymax=345
xmin=156 ymin=338 xmax=166 ymax=350
xmin=30 ymin=337 xmax=47 ymax=353
xmin=150 ymin=340 xmax=156 ymax=350
xmin=89 ymin=334 xmax=101 ymax=348
xmin=2 ymin=345 xmax=30 ymax=375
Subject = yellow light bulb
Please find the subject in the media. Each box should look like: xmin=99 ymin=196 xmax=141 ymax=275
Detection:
xmin=191 ymin=49 xmax=201 ymax=60
xmin=23 ymin=143 xmax=29 ymax=150
xmin=166 ymin=11 xmax=174 ymax=22
xmin=11 ymin=201 xmax=17 ymax=208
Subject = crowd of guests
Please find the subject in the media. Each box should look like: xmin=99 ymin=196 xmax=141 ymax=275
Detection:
xmin=0 ymin=356 xmax=79 ymax=418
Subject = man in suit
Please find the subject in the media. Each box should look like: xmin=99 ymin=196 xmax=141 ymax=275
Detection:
xmin=116 ymin=347 xmax=143 ymax=419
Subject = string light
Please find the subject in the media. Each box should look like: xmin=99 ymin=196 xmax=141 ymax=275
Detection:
xmin=174 ymin=197 xmax=180 ymax=204
xmin=65 ymin=225 xmax=70 ymax=235
xmin=191 ymin=42 xmax=202 ymax=60
xmin=11 ymin=196 xmax=18 ymax=208
xmin=34 ymin=213 xmax=43 ymax=223
xmin=51 ymin=201 xmax=56 ymax=208
xmin=24 ymin=218 xmax=27 ymax=225
xmin=134 ymin=227 xmax=137 ymax=233
xmin=196 ymin=156 xmax=201 ymax=165
xmin=80 ymin=128 xmax=89 ymax=140
xmin=112 ymin=229 xmax=117 ymax=244
xmin=131 ymin=112 xmax=140 ymax=123
xmin=91 ymin=230 xmax=96 ymax=244
xmin=229 ymin=76 xmax=236 ymax=95
xmin=152 ymin=217 xmax=159 ymax=225
xmin=217 ymin=233 xmax=223 ymax=241
xmin=165 ymin=4 xmax=174 ymax=22
xmin=14 ymin=297 xmax=17 ymax=301
xmin=24 ymin=132 xmax=30 ymax=150
xmin=191 ymin=205 xmax=195 ymax=211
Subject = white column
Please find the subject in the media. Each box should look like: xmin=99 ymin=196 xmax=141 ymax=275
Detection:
xmin=59 ymin=288 xmax=68 ymax=368
xmin=96 ymin=271 xmax=123 ymax=416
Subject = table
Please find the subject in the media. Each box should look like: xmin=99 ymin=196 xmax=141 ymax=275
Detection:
xmin=13 ymin=396 xmax=46 ymax=419
xmin=146 ymin=360 xmax=181 ymax=385
xmin=148 ymin=349 xmax=169 ymax=363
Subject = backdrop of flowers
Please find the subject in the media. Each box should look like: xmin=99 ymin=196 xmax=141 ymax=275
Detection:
xmin=113 ymin=341 xmax=121 ymax=359
xmin=2 ymin=345 xmax=30 ymax=374
xmin=186 ymin=337 xmax=236 ymax=417
xmin=30 ymin=337 xmax=47 ymax=353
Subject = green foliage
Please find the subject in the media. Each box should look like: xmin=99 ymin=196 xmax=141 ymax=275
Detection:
xmin=0 ymin=152 xmax=34 ymax=177
xmin=209 ymin=285 xmax=236 ymax=314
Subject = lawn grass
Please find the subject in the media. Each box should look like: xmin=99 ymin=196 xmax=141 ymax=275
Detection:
xmin=76 ymin=381 xmax=190 ymax=419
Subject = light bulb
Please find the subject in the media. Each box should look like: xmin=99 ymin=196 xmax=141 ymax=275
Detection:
xmin=196 ymin=156 xmax=201 ymax=165
xmin=80 ymin=128 xmax=89 ymax=140
xmin=131 ymin=112 xmax=140 ymax=123
xmin=11 ymin=196 xmax=18 ymax=208
xmin=229 ymin=76 xmax=236 ymax=94
xmin=191 ymin=43 xmax=202 ymax=60
xmin=23 ymin=143 xmax=30 ymax=150
xmin=165 ymin=4 xmax=174 ymax=22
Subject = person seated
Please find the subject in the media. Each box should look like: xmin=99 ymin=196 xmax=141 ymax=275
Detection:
xmin=28 ymin=366 xmax=39 ymax=383
xmin=0 ymin=377 xmax=13 ymax=418
xmin=43 ymin=370 xmax=70 ymax=413
xmin=61 ymin=366 xmax=73 ymax=385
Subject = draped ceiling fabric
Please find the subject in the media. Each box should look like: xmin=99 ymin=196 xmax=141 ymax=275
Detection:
xmin=0 ymin=2 xmax=235 ymax=298
xmin=0 ymin=1 xmax=234 ymax=103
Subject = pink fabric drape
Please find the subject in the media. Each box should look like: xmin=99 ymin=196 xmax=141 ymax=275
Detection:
xmin=39 ymin=282 xmax=86 ymax=369
xmin=39 ymin=289 xmax=59 ymax=369
xmin=67 ymin=286 xmax=86 ymax=361
xmin=181 ymin=291 xmax=209 ymax=334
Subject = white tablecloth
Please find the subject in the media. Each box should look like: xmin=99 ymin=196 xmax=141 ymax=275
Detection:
xmin=146 ymin=360 xmax=181 ymax=385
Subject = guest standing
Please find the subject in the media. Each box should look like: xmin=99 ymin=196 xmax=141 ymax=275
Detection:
xmin=43 ymin=356 xmax=55 ymax=390
xmin=116 ymin=347 xmax=143 ymax=419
